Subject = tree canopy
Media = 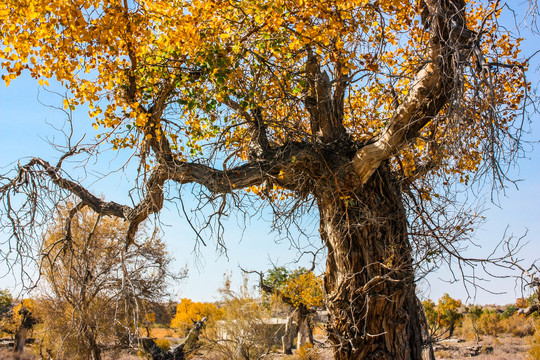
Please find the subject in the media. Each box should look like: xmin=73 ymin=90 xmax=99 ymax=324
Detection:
xmin=263 ymin=266 xmax=323 ymax=309
xmin=0 ymin=0 xmax=528 ymax=260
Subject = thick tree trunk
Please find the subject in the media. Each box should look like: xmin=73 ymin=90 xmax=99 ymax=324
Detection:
xmin=319 ymin=167 xmax=433 ymax=360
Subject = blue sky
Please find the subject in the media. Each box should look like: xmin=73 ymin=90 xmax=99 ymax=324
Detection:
xmin=1 ymin=3 xmax=540 ymax=305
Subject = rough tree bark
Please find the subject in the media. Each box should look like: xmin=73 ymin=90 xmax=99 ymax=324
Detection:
xmin=319 ymin=165 xmax=433 ymax=360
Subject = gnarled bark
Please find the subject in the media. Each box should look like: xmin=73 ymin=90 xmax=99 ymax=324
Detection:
xmin=319 ymin=166 xmax=433 ymax=360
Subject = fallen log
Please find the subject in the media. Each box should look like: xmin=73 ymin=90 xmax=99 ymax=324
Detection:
xmin=142 ymin=317 xmax=207 ymax=360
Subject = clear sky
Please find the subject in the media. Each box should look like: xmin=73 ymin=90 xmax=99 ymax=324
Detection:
xmin=1 ymin=2 xmax=539 ymax=305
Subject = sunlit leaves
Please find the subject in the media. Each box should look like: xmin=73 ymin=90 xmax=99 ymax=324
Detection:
xmin=1 ymin=0 xmax=528 ymax=184
xmin=264 ymin=267 xmax=323 ymax=309
xmin=170 ymin=298 xmax=224 ymax=333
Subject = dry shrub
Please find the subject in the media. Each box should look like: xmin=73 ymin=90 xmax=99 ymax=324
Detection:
xmin=154 ymin=338 xmax=171 ymax=351
xmin=209 ymin=274 xmax=278 ymax=360
xmin=456 ymin=312 xmax=534 ymax=340
xmin=529 ymin=320 xmax=540 ymax=360
xmin=500 ymin=316 xmax=534 ymax=337
xmin=478 ymin=312 xmax=503 ymax=336
xmin=296 ymin=343 xmax=320 ymax=360
xmin=455 ymin=316 xmax=481 ymax=341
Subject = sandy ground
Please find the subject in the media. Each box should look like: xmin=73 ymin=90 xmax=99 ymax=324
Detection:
xmin=434 ymin=336 xmax=530 ymax=359
xmin=0 ymin=334 xmax=532 ymax=359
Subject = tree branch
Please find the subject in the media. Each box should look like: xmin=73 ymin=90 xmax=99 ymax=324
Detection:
xmin=352 ymin=0 xmax=471 ymax=185
xmin=304 ymin=48 xmax=346 ymax=143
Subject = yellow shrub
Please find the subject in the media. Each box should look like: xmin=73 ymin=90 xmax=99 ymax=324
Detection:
xmin=478 ymin=312 xmax=502 ymax=336
xmin=530 ymin=332 xmax=540 ymax=359
xmin=154 ymin=338 xmax=171 ymax=352
xmin=170 ymin=298 xmax=224 ymax=335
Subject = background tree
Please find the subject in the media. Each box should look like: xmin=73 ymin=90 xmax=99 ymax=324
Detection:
xmin=0 ymin=299 xmax=34 ymax=338
xmin=466 ymin=305 xmax=484 ymax=343
xmin=0 ymin=0 xmax=532 ymax=359
xmin=422 ymin=293 xmax=463 ymax=340
xmin=256 ymin=266 xmax=322 ymax=353
xmin=0 ymin=298 xmax=37 ymax=354
xmin=0 ymin=289 xmax=13 ymax=334
xmin=36 ymin=203 xmax=181 ymax=360
xmin=170 ymin=298 xmax=224 ymax=336
xmin=0 ymin=290 xmax=12 ymax=318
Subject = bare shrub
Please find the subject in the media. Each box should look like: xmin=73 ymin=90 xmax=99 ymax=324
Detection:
xmin=207 ymin=275 xmax=278 ymax=360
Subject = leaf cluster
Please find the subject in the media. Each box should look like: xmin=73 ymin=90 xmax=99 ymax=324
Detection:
xmin=264 ymin=266 xmax=323 ymax=309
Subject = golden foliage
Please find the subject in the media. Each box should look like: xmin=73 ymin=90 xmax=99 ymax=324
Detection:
xmin=423 ymin=293 xmax=462 ymax=338
xmin=265 ymin=267 xmax=323 ymax=310
xmin=517 ymin=297 xmax=529 ymax=309
xmin=170 ymin=298 xmax=224 ymax=334
xmin=0 ymin=0 xmax=528 ymax=186
xmin=281 ymin=271 xmax=323 ymax=309
xmin=154 ymin=338 xmax=171 ymax=352
xmin=0 ymin=299 xmax=34 ymax=336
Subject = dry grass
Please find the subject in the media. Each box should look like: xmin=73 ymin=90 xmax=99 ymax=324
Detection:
xmin=0 ymin=348 xmax=37 ymax=360
xmin=102 ymin=351 xmax=141 ymax=360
